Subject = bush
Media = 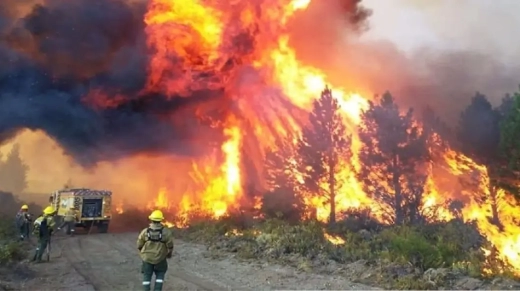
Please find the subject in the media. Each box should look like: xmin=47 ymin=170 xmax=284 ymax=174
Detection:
xmin=377 ymin=224 xmax=482 ymax=271
xmin=175 ymin=213 xmax=518 ymax=288
xmin=0 ymin=216 xmax=26 ymax=264
xmin=0 ymin=242 xmax=25 ymax=264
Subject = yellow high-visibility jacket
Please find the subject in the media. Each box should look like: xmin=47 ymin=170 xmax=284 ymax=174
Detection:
xmin=63 ymin=209 xmax=78 ymax=222
xmin=33 ymin=215 xmax=56 ymax=237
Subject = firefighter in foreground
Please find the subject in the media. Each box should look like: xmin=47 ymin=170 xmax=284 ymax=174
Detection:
xmin=15 ymin=204 xmax=32 ymax=241
xmin=32 ymin=206 xmax=56 ymax=263
xmin=58 ymin=206 xmax=78 ymax=235
xmin=137 ymin=210 xmax=174 ymax=291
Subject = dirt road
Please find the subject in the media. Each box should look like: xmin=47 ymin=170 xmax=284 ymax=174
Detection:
xmin=6 ymin=232 xmax=377 ymax=290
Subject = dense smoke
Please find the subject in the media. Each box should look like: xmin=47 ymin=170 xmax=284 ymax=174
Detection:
xmin=0 ymin=0 xmax=519 ymax=166
xmin=0 ymin=0 xmax=226 ymax=165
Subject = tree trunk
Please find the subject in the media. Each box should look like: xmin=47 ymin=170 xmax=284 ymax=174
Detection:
xmin=489 ymin=185 xmax=504 ymax=231
xmin=328 ymin=151 xmax=336 ymax=225
xmin=392 ymin=154 xmax=404 ymax=225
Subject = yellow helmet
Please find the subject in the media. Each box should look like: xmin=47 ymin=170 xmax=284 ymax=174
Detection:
xmin=148 ymin=210 xmax=164 ymax=222
xmin=21 ymin=204 xmax=29 ymax=210
xmin=43 ymin=206 xmax=55 ymax=215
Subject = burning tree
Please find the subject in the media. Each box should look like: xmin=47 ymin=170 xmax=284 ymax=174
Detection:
xmin=357 ymin=92 xmax=429 ymax=225
xmin=457 ymin=93 xmax=504 ymax=228
xmin=297 ymin=88 xmax=352 ymax=225
xmin=262 ymin=137 xmax=304 ymax=222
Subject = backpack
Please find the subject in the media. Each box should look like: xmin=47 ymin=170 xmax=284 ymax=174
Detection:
xmin=34 ymin=217 xmax=50 ymax=238
xmin=146 ymin=227 xmax=164 ymax=242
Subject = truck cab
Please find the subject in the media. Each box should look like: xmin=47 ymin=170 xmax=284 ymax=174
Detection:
xmin=50 ymin=188 xmax=112 ymax=233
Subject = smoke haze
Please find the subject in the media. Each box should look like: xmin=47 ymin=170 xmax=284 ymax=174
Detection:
xmin=0 ymin=0 xmax=518 ymax=198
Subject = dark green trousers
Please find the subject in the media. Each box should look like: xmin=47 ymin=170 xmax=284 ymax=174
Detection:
xmin=59 ymin=221 xmax=76 ymax=235
xmin=19 ymin=224 xmax=30 ymax=241
xmin=141 ymin=259 xmax=168 ymax=291
xmin=33 ymin=238 xmax=49 ymax=262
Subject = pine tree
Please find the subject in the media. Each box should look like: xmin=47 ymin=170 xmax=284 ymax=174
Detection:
xmin=262 ymin=137 xmax=304 ymax=222
xmin=0 ymin=144 xmax=29 ymax=195
xmin=297 ymin=87 xmax=352 ymax=224
xmin=357 ymin=92 xmax=429 ymax=225
xmin=499 ymin=89 xmax=520 ymax=201
xmin=458 ymin=93 xmax=503 ymax=228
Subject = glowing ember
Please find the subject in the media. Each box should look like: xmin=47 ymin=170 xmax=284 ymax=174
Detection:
xmin=115 ymin=203 xmax=124 ymax=215
xmin=324 ymin=233 xmax=346 ymax=245
xmin=225 ymin=229 xmax=244 ymax=236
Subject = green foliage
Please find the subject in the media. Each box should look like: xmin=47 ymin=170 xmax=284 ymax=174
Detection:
xmin=357 ymin=92 xmax=430 ymax=225
xmin=256 ymin=219 xmax=326 ymax=257
xmin=0 ymin=216 xmax=26 ymax=264
xmin=0 ymin=242 xmax=25 ymax=264
xmin=499 ymin=90 xmax=520 ymax=199
xmin=177 ymin=214 xmax=498 ymax=285
xmin=378 ymin=223 xmax=482 ymax=271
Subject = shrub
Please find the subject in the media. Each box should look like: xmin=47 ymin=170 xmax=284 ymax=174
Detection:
xmin=176 ymin=212 xmax=520 ymax=288
xmin=0 ymin=242 xmax=25 ymax=264
xmin=0 ymin=216 xmax=26 ymax=264
xmin=331 ymin=207 xmax=383 ymax=233
xmin=255 ymin=219 xmax=326 ymax=258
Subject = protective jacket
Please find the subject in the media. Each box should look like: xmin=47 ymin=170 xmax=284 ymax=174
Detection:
xmin=137 ymin=223 xmax=174 ymax=264
xmin=33 ymin=215 xmax=56 ymax=238
xmin=16 ymin=211 xmax=32 ymax=227
xmin=63 ymin=209 xmax=78 ymax=222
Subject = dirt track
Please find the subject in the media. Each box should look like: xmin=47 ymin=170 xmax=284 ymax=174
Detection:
xmin=9 ymin=232 xmax=378 ymax=290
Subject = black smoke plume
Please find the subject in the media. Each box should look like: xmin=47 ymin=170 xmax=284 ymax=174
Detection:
xmin=1 ymin=0 xmax=518 ymax=167
xmin=0 ymin=0 xmax=229 ymax=165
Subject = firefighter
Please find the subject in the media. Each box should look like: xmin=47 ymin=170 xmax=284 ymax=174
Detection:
xmin=32 ymin=206 xmax=56 ymax=263
xmin=137 ymin=210 xmax=174 ymax=291
xmin=15 ymin=205 xmax=32 ymax=241
xmin=58 ymin=206 xmax=78 ymax=235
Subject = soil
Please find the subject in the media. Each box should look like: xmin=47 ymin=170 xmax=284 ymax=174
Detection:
xmin=0 ymin=232 xmax=378 ymax=291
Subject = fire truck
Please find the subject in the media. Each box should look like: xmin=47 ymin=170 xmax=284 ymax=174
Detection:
xmin=50 ymin=188 xmax=112 ymax=233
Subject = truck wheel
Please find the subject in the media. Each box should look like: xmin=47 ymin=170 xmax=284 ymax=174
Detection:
xmin=97 ymin=222 xmax=109 ymax=233
xmin=84 ymin=221 xmax=93 ymax=230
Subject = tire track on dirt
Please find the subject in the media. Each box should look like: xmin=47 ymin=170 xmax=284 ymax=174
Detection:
xmin=62 ymin=235 xmax=140 ymax=290
xmin=61 ymin=237 xmax=103 ymax=291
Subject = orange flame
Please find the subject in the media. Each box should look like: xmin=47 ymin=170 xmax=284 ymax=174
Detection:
xmin=138 ymin=0 xmax=520 ymax=276
xmin=324 ymin=233 xmax=346 ymax=245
